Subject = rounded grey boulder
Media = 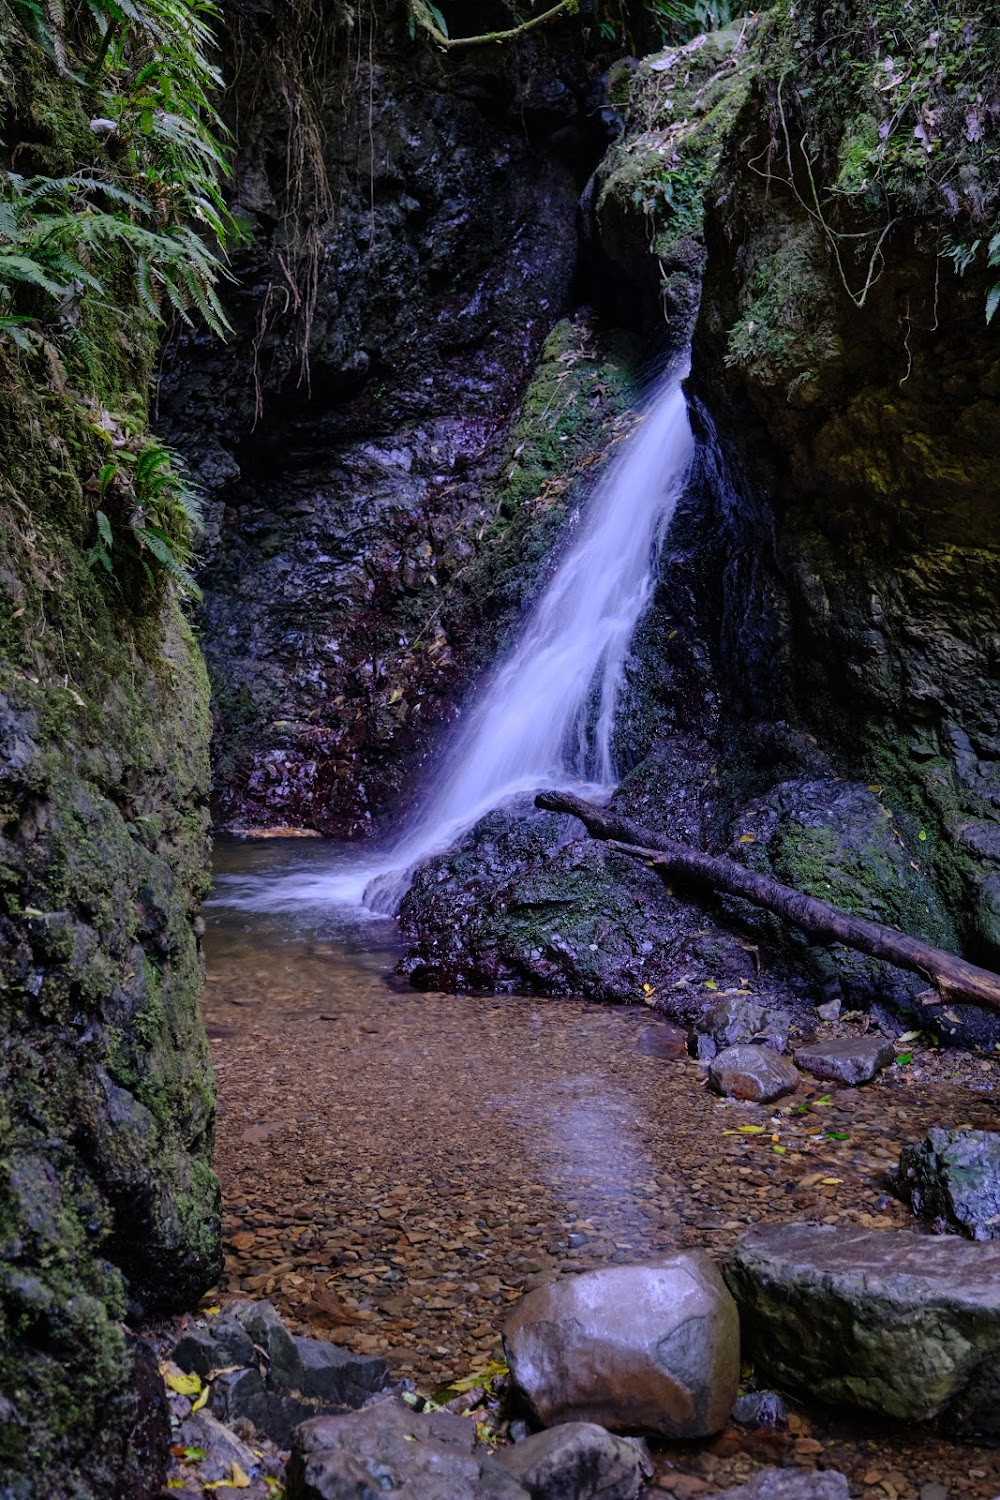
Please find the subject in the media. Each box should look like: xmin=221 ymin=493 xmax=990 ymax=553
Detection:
xmin=502 ymin=1254 xmax=739 ymax=1438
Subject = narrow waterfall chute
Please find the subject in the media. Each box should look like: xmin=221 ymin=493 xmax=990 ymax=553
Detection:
xmin=214 ymin=363 xmax=695 ymax=918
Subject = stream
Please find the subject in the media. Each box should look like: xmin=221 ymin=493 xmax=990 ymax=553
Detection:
xmin=205 ymin=837 xmax=1000 ymax=1497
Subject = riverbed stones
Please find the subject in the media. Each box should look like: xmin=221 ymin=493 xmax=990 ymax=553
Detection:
xmin=688 ymin=999 xmax=791 ymax=1061
xmin=502 ymin=1254 xmax=740 ymax=1437
xmin=707 ymin=1046 xmax=799 ymax=1103
xmin=713 ymin=1469 xmax=849 ymax=1499
xmin=793 ymin=1036 xmax=894 ymax=1086
xmin=896 ymin=1128 xmax=1000 ymax=1239
xmin=285 ymin=1398 xmax=527 ymax=1500
xmin=724 ymin=1223 xmax=1000 ymax=1431
xmin=173 ymin=1300 xmax=389 ymax=1445
xmin=495 ymin=1422 xmax=647 ymax=1500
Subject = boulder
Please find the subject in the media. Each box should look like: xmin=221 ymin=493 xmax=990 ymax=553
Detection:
xmin=725 ymin=1223 xmax=1000 ymax=1432
xmin=495 ymin=1422 xmax=647 ymax=1500
xmin=896 ymin=1128 xmax=1000 ymax=1240
xmin=285 ymin=1398 xmax=527 ymax=1499
xmin=793 ymin=1036 xmax=894 ymax=1086
xmin=707 ymin=1046 xmax=799 ymax=1103
xmin=688 ymin=999 xmax=791 ymax=1061
xmin=503 ymin=1255 xmax=739 ymax=1438
xmin=713 ymin=1469 xmax=849 ymax=1499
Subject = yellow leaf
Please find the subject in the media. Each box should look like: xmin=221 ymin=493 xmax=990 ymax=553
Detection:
xmin=230 ymin=1462 xmax=252 ymax=1489
xmin=642 ymin=983 xmax=654 ymax=994
xmin=821 ymin=1177 xmax=842 ymax=1185
xmin=737 ymin=1125 xmax=764 ymax=1134
xmin=387 ymin=688 xmax=402 ymax=705
xmin=739 ymin=834 xmax=755 ymax=844
xmin=772 ymin=1144 xmax=787 ymax=1154
xmin=191 ymin=1383 xmax=210 ymax=1413
xmin=200 ymin=1303 xmax=221 ymax=1316
xmin=867 ymin=784 xmax=882 ymax=794
xmin=705 ymin=980 xmax=719 ymax=991
xmin=918 ymin=829 xmax=928 ymax=841
xmin=161 ymin=1364 xmax=201 ymax=1398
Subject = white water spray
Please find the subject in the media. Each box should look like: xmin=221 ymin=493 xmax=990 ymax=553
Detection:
xmin=217 ymin=366 xmax=694 ymax=917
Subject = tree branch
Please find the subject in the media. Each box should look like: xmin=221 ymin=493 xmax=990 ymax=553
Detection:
xmin=536 ymin=788 xmax=1000 ymax=1014
xmin=409 ymin=0 xmax=579 ymax=52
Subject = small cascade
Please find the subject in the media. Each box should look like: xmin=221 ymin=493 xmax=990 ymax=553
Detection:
xmin=218 ymin=363 xmax=694 ymax=918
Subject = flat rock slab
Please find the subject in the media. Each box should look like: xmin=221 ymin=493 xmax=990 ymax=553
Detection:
xmin=495 ymin=1422 xmax=646 ymax=1500
xmin=286 ymin=1398 xmax=527 ymax=1499
xmin=725 ymin=1223 xmax=1000 ymax=1432
xmin=897 ymin=1128 xmax=1000 ymax=1240
xmin=503 ymin=1254 xmax=739 ymax=1438
xmin=713 ymin=1468 xmax=849 ymax=1499
xmin=707 ymin=1046 xmax=799 ymax=1103
xmin=688 ymin=999 xmax=791 ymax=1061
xmin=794 ymin=1036 xmax=894 ymax=1085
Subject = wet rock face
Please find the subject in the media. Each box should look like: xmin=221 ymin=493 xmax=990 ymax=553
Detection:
xmin=690 ymin=0 xmax=1000 ymax=969
xmin=896 ymin=1129 xmax=1000 ymax=1241
xmin=502 ymin=1256 xmax=740 ymax=1437
xmin=725 ymin=1223 xmax=1000 ymax=1433
xmin=162 ymin=1 xmax=631 ymax=837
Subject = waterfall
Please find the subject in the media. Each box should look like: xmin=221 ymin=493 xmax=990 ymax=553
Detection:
xmin=217 ymin=364 xmax=694 ymax=917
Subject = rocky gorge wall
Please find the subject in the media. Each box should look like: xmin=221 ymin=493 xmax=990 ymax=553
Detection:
xmin=398 ymin=0 xmax=1000 ymax=1045
xmin=162 ymin=0 xmax=641 ymax=837
xmin=0 ymin=16 xmax=220 ymax=1496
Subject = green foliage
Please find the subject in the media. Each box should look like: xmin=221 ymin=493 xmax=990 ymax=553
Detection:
xmin=85 ymin=433 xmax=203 ymax=600
xmin=643 ymin=0 xmax=736 ymax=45
xmin=0 ymin=0 xmax=234 ymax=359
xmin=750 ymin=0 xmax=1000 ymax=320
xmin=942 ymin=231 xmax=1000 ymax=324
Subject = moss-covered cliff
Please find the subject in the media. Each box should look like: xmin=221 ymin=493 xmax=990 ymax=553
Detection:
xmin=692 ymin=0 xmax=1000 ymax=972
xmin=0 ymin=7 xmax=221 ymax=1493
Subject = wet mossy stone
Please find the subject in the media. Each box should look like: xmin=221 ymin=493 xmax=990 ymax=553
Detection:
xmin=725 ymin=1223 xmax=1000 ymax=1432
xmin=896 ymin=1129 xmax=1000 ymax=1241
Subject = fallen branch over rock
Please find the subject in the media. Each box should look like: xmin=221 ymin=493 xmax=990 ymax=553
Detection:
xmin=535 ymin=789 xmax=1000 ymax=1014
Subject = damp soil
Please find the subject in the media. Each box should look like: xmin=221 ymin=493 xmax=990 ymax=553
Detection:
xmin=205 ymin=837 xmax=1000 ymax=1499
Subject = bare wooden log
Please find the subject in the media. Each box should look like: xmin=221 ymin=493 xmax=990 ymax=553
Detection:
xmin=536 ymin=788 xmax=1000 ymax=1014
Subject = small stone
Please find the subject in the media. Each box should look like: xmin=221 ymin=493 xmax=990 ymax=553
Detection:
xmin=291 ymin=1335 xmax=389 ymax=1404
xmin=793 ymin=1036 xmax=894 ymax=1086
xmin=503 ymin=1254 xmax=739 ymax=1438
xmin=637 ymin=1024 xmax=688 ymax=1060
xmin=712 ymin=1469 xmax=849 ymax=1499
xmin=816 ymin=999 xmax=841 ymax=1022
xmin=707 ymin=1045 xmax=799 ymax=1103
xmin=177 ymin=1411 xmax=259 ymax=1486
xmin=731 ymin=1391 xmax=788 ymax=1429
xmin=688 ymin=999 xmax=791 ymax=1061
xmin=495 ymin=1421 xmax=645 ymax=1500
xmin=918 ymin=1485 xmax=949 ymax=1500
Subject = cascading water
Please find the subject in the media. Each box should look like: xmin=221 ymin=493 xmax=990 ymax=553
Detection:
xmin=216 ymin=363 xmax=694 ymax=919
